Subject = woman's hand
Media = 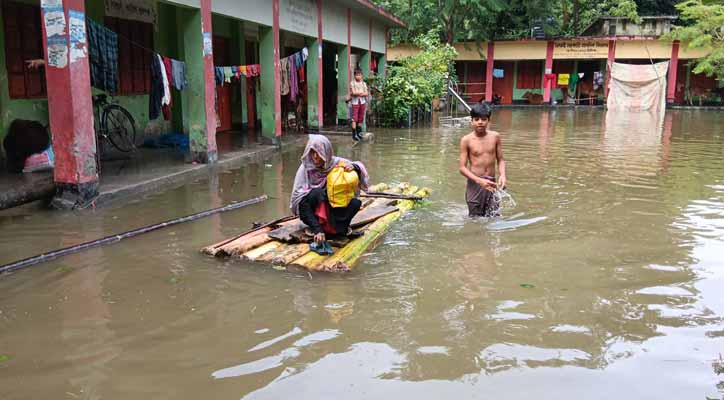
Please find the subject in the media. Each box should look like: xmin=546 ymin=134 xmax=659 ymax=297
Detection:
xmin=314 ymin=232 xmax=326 ymax=244
xmin=342 ymin=163 xmax=355 ymax=172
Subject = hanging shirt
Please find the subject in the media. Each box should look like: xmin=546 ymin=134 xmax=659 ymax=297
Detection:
xmin=149 ymin=55 xmax=164 ymax=120
xmin=223 ymin=67 xmax=234 ymax=83
xmin=170 ymin=59 xmax=187 ymax=91
xmin=157 ymin=54 xmax=171 ymax=107
xmin=302 ymin=47 xmax=308 ymax=62
xmin=349 ymin=80 xmax=368 ymax=105
xmin=493 ymin=68 xmax=504 ymax=78
xmin=87 ymin=18 xmax=119 ymax=94
xmin=569 ymin=72 xmax=580 ymax=93
xmin=280 ymin=58 xmax=290 ymax=96
xmin=593 ymin=71 xmax=604 ymax=90
xmin=214 ymin=67 xmax=223 ymax=85
xmin=289 ymin=57 xmax=298 ymax=102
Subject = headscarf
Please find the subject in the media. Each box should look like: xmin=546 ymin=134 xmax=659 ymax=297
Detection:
xmin=290 ymin=135 xmax=369 ymax=215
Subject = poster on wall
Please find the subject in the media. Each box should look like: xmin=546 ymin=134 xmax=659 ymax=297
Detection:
xmin=47 ymin=36 xmax=68 ymax=68
xmin=68 ymin=10 xmax=88 ymax=63
xmin=105 ymin=0 xmax=157 ymax=25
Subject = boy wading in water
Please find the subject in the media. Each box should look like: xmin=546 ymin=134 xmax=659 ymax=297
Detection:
xmin=349 ymin=68 xmax=369 ymax=142
xmin=459 ymin=103 xmax=507 ymax=217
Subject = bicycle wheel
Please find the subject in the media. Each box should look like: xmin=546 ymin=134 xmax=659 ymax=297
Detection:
xmin=102 ymin=104 xmax=136 ymax=152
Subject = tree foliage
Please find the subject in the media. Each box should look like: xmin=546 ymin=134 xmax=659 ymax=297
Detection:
xmin=372 ymin=31 xmax=458 ymax=126
xmin=663 ymin=0 xmax=724 ymax=80
xmin=373 ymin=0 xmax=688 ymax=43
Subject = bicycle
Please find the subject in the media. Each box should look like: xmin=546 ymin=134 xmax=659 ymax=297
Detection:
xmin=93 ymin=94 xmax=136 ymax=153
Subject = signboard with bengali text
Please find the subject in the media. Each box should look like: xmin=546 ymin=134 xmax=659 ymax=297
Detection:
xmin=553 ymin=40 xmax=609 ymax=59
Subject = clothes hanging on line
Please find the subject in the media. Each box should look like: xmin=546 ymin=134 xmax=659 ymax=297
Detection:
xmin=87 ymin=18 xmax=119 ymax=94
xmin=569 ymin=72 xmax=580 ymax=93
xmin=280 ymin=58 xmax=290 ymax=96
xmin=289 ymin=57 xmax=298 ymax=102
xmin=493 ymin=68 xmax=504 ymax=78
xmin=171 ymin=59 xmax=187 ymax=90
xmin=557 ymin=73 xmax=570 ymax=86
xmin=149 ymin=55 xmax=164 ymax=120
xmin=593 ymin=71 xmax=604 ymax=90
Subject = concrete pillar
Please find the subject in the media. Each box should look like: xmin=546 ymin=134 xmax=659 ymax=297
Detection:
xmin=180 ymin=1 xmax=217 ymax=163
xmin=307 ymin=37 xmax=322 ymax=129
xmin=605 ymin=39 xmax=616 ymax=100
xmin=259 ymin=0 xmax=281 ymax=142
xmin=667 ymin=40 xmax=679 ymax=104
xmin=543 ymin=41 xmax=554 ymax=103
xmin=337 ymin=44 xmax=350 ymax=124
xmin=40 ymin=0 xmax=98 ymax=208
xmin=360 ymin=51 xmax=371 ymax=78
xmin=485 ymin=42 xmax=494 ymax=103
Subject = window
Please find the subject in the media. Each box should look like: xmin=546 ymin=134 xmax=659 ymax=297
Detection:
xmin=516 ymin=61 xmax=542 ymax=89
xmin=105 ymin=17 xmax=153 ymax=95
xmin=2 ymin=2 xmax=46 ymax=99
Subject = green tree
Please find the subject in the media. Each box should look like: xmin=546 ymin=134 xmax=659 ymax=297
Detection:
xmin=663 ymin=0 xmax=724 ymax=80
xmin=372 ymin=31 xmax=458 ymax=126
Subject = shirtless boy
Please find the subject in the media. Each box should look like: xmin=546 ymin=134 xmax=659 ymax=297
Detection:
xmin=459 ymin=103 xmax=507 ymax=217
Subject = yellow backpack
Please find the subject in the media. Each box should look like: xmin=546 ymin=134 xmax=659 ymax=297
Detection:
xmin=327 ymin=163 xmax=359 ymax=208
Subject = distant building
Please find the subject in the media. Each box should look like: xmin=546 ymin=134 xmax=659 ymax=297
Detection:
xmin=389 ymin=16 xmax=719 ymax=107
xmin=581 ymin=16 xmax=678 ymax=38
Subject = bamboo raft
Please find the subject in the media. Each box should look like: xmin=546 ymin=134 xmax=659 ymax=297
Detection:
xmin=201 ymin=183 xmax=430 ymax=272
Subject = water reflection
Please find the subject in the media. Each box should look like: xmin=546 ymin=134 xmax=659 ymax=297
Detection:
xmin=1 ymin=109 xmax=723 ymax=399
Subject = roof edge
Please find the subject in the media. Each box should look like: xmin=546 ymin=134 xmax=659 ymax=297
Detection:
xmin=353 ymin=0 xmax=406 ymax=28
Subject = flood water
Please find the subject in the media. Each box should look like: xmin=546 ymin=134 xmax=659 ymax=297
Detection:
xmin=1 ymin=108 xmax=724 ymax=399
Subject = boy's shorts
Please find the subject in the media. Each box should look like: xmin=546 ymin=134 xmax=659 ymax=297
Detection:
xmin=351 ymin=103 xmax=366 ymax=124
xmin=465 ymin=176 xmax=500 ymax=217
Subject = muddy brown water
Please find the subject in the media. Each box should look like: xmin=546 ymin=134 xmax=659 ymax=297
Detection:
xmin=1 ymin=109 xmax=723 ymax=399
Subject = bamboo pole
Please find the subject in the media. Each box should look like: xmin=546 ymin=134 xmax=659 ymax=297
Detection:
xmin=242 ymin=241 xmax=282 ymax=261
xmin=1 ymin=195 xmax=269 ymax=275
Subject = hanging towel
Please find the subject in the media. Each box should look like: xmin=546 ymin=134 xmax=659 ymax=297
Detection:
xmin=87 ymin=18 xmax=119 ymax=94
xmin=280 ymin=58 xmax=290 ymax=96
xmin=170 ymin=59 xmax=187 ymax=91
xmin=232 ymin=66 xmax=240 ymax=79
xmin=299 ymin=64 xmax=305 ymax=83
xmin=149 ymin=55 xmax=165 ymax=120
xmin=302 ymin=47 xmax=308 ymax=62
xmin=157 ymin=55 xmax=171 ymax=107
xmin=557 ymin=73 xmax=570 ymax=86
xmin=493 ymin=68 xmax=504 ymax=78
xmin=240 ymin=65 xmax=248 ymax=77
xmin=162 ymin=57 xmax=174 ymax=120
xmin=593 ymin=71 xmax=604 ymax=90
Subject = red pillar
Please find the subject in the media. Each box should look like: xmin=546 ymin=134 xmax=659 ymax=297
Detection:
xmin=667 ymin=40 xmax=680 ymax=103
xmin=543 ymin=41 xmax=554 ymax=103
xmin=317 ymin=0 xmax=324 ymax=128
xmin=605 ymin=39 xmax=616 ymax=100
xmin=273 ymin=0 xmax=282 ymax=137
xmin=485 ymin=42 xmax=494 ymax=103
xmin=200 ymin=0 xmax=218 ymax=161
xmin=368 ymin=20 xmax=373 ymax=72
xmin=41 ymin=0 xmax=97 ymax=208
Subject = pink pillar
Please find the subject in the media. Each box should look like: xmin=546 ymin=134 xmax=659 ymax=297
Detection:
xmin=200 ymin=0 xmax=218 ymax=160
xmin=485 ymin=42 xmax=494 ymax=103
xmin=605 ymin=39 xmax=616 ymax=99
xmin=41 ymin=0 xmax=98 ymax=208
xmin=667 ymin=40 xmax=680 ymax=103
xmin=543 ymin=41 xmax=554 ymax=103
xmin=273 ymin=0 xmax=282 ymax=136
xmin=317 ymin=0 xmax=324 ymax=128
xmin=368 ymin=20 xmax=373 ymax=72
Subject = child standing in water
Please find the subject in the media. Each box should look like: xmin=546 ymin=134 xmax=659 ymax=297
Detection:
xmin=459 ymin=103 xmax=507 ymax=217
xmin=349 ymin=68 xmax=369 ymax=141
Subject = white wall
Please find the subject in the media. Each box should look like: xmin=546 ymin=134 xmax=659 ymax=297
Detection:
xmin=322 ymin=1 xmax=347 ymax=46
xmin=280 ymin=0 xmax=317 ymax=38
xmin=350 ymin=14 xmax=368 ymax=50
xmin=371 ymin=22 xmax=385 ymax=53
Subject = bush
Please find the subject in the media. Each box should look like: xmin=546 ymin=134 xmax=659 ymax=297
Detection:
xmin=372 ymin=31 xmax=458 ymax=127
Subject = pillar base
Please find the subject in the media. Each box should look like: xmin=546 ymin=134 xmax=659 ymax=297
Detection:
xmin=50 ymin=182 xmax=99 ymax=210
xmin=190 ymin=150 xmax=218 ymax=164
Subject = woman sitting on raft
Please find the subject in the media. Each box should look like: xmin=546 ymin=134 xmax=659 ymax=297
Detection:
xmin=290 ymin=135 xmax=369 ymax=244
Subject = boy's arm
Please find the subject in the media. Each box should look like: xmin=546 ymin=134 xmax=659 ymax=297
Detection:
xmin=496 ymin=134 xmax=507 ymax=189
xmin=459 ymin=136 xmax=496 ymax=191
